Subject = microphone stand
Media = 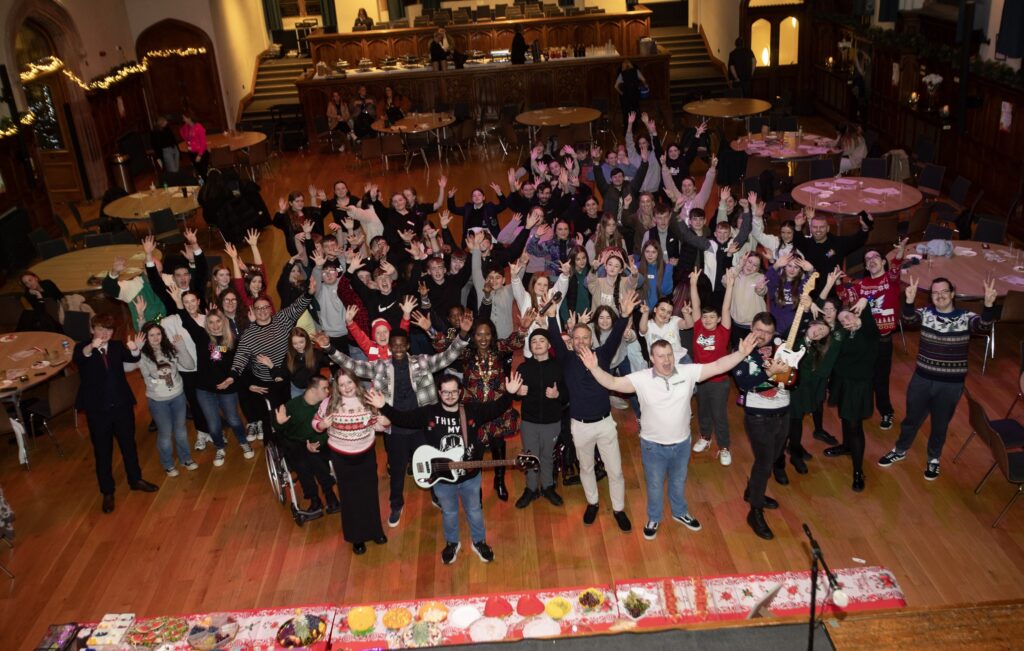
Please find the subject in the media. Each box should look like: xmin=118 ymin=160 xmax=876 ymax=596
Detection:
xmin=803 ymin=523 xmax=840 ymax=651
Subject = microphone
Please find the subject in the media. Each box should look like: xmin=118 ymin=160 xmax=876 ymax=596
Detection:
xmin=537 ymin=291 xmax=563 ymax=317
xmin=802 ymin=523 xmax=848 ymax=608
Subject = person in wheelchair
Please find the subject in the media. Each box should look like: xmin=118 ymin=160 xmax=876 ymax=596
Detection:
xmin=273 ymin=376 xmax=339 ymax=518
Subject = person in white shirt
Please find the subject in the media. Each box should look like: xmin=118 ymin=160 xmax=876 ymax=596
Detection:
xmin=578 ymin=333 xmax=757 ymax=540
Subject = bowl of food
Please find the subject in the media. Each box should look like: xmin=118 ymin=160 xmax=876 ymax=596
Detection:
xmin=620 ymin=589 xmax=653 ymax=620
xmin=577 ymin=588 xmax=604 ymax=611
xmin=186 ymin=615 xmax=239 ymax=650
xmin=276 ymin=613 xmax=327 ymax=648
xmin=544 ymin=597 xmax=572 ymax=621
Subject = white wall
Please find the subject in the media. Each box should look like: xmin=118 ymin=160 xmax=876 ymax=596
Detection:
xmin=691 ymin=0 xmax=740 ymax=65
xmin=209 ymin=0 xmax=270 ymax=125
xmin=981 ymin=0 xmax=1022 ymax=71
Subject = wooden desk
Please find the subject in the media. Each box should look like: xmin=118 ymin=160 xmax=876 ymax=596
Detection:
xmin=901 ymin=241 xmax=1021 ymax=300
xmin=683 ymin=98 xmax=772 ymax=119
xmin=516 ymin=107 xmax=601 ymax=128
xmin=29 ymin=245 xmax=160 ymax=294
xmin=104 ymin=187 xmax=200 ymax=222
xmin=792 ymin=178 xmax=922 ymax=217
xmin=0 ymin=331 xmax=73 ymax=467
xmin=307 ymin=6 xmax=653 ymax=65
xmin=296 ymin=51 xmax=670 ymax=147
xmin=205 ymin=131 xmax=267 ymax=152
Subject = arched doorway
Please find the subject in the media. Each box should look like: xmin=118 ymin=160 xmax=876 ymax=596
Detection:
xmin=136 ymin=20 xmax=226 ymax=131
xmin=5 ymin=0 xmax=104 ymax=201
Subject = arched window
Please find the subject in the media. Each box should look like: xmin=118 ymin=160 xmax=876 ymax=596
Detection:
xmin=15 ymin=21 xmax=64 ymax=150
xmin=751 ymin=19 xmax=771 ymax=67
xmin=779 ymin=16 xmax=799 ymax=65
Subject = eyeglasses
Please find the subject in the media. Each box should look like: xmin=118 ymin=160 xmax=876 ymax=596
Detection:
xmin=931 ymin=289 xmax=952 ymax=296
xmin=440 ymin=389 xmax=460 ymax=396
xmin=864 ymin=253 xmax=882 ymax=261
xmin=254 ymin=305 xmax=273 ymax=312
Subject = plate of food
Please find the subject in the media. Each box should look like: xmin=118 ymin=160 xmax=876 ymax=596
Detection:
xmin=618 ymin=588 xmax=656 ymax=620
xmin=275 ymin=613 xmax=328 ymax=648
xmin=31 ymin=360 xmax=50 ymax=369
xmin=449 ymin=604 xmax=482 ymax=629
xmin=522 ymin=617 xmax=561 ymax=639
xmin=382 ymin=606 xmax=412 ymax=631
xmin=126 ymin=616 xmax=190 ymax=646
xmin=417 ymin=601 xmax=448 ymax=624
xmin=544 ymin=597 xmax=572 ymax=620
xmin=186 ymin=615 xmax=239 ymax=650
xmin=0 ymin=334 xmax=17 ymax=343
xmin=577 ymin=588 xmax=605 ymax=611
xmin=468 ymin=616 xmax=508 ymax=642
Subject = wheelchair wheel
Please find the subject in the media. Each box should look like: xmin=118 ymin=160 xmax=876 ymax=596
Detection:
xmin=265 ymin=442 xmax=285 ymax=504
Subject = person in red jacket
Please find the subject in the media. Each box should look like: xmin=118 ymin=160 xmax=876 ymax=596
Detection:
xmin=344 ymin=297 xmax=414 ymax=361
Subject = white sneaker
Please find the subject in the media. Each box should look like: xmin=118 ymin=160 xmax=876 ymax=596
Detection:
xmin=241 ymin=443 xmax=255 ymax=459
xmin=184 ymin=461 xmax=199 ymax=471
xmin=718 ymin=448 xmax=732 ymax=466
xmin=213 ymin=449 xmax=226 ymax=467
xmin=692 ymin=437 xmax=711 ymax=453
xmin=256 ymin=421 xmax=264 ymax=441
xmin=245 ymin=423 xmax=258 ymax=442
xmin=165 ymin=467 xmax=180 ymax=477
xmin=195 ymin=431 xmax=209 ymax=451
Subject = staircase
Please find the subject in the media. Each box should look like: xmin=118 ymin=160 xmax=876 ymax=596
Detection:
xmin=239 ymin=56 xmax=311 ymax=126
xmin=652 ymin=26 xmax=729 ymax=120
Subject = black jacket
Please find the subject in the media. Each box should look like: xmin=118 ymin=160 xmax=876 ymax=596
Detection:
xmin=515 ymin=357 xmax=566 ymax=424
xmin=73 ymin=340 xmax=140 ymax=411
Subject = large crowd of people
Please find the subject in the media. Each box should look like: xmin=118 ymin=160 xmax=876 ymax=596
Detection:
xmin=69 ymin=111 xmax=998 ymax=563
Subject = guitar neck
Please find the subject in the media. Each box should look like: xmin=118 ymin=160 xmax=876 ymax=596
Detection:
xmin=444 ymin=459 xmax=521 ymax=470
xmin=784 ymin=304 xmax=806 ymax=350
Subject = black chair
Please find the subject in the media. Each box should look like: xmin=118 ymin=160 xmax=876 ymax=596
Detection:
xmin=150 ymin=209 xmax=185 ymax=245
xmin=917 ymin=163 xmax=945 ymax=199
xmin=748 ymin=117 xmax=769 ymax=134
xmin=911 ymin=133 xmax=936 ymax=173
xmin=932 ymin=175 xmax=971 ymax=221
xmin=55 ymin=216 xmax=89 ymax=249
xmin=923 ymin=223 xmax=955 ymax=241
xmin=973 ymin=217 xmax=1007 ymax=244
xmin=809 ymin=159 xmax=834 ymax=180
xmin=773 ymin=116 xmax=798 ymax=132
xmin=84 ymin=232 xmax=114 ymax=248
xmin=160 ymin=170 xmax=198 ymax=187
xmin=36 ymin=239 xmax=68 ymax=259
xmin=965 ymin=389 xmax=1024 ymax=527
xmin=864 ymin=128 xmax=881 ymax=157
xmin=860 ymin=157 xmax=887 ymax=179
xmin=29 ymin=228 xmax=50 ymax=250
xmin=68 ymin=201 xmax=102 ymax=231
xmin=62 ymin=310 xmax=92 ymax=343
xmin=111 ymin=230 xmax=138 ymax=245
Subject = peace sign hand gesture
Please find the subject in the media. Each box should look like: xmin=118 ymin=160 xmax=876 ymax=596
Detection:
xmin=905 ymin=275 xmax=919 ymax=304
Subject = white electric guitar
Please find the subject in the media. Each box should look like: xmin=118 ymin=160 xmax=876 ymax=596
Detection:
xmin=769 ymin=272 xmax=819 ymax=388
xmin=411 ymin=436 xmax=540 ymax=488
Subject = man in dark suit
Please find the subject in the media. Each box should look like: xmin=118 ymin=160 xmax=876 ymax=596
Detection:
xmin=73 ymin=314 xmax=157 ymax=513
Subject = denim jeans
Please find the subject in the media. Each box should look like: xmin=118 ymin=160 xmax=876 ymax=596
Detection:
xmin=195 ymin=389 xmax=247 ymax=448
xmin=149 ymin=392 xmax=192 ymax=470
xmin=895 ymin=374 xmax=964 ymax=460
xmin=433 ymin=473 xmax=485 ymax=544
xmin=640 ymin=437 xmax=692 ymax=522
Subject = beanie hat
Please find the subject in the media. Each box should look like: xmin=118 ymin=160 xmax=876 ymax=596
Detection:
xmin=528 ymin=329 xmax=551 ymax=347
xmin=371 ymin=318 xmax=391 ymax=336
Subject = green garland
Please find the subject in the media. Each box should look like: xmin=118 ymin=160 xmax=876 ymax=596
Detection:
xmin=814 ymin=11 xmax=1024 ymax=90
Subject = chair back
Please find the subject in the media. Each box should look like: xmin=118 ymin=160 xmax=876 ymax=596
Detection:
xmin=0 ymin=295 xmax=24 ymax=333
xmin=867 ymin=215 xmax=899 ymax=246
xmin=84 ymin=232 xmax=114 ymax=248
xmin=380 ymin=133 xmax=405 ymax=156
xmin=748 ymin=117 xmax=769 ymax=133
xmin=0 ymin=405 xmax=14 ymax=437
xmin=247 ymin=140 xmax=270 ymax=165
xmin=973 ymin=217 xmax=1006 ymax=245
xmin=809 ymin=159 xmax=834 ymax=180
xmin=47 ymin=373 xmax=80 ymax=419
xmin=923 ymin=223 xmax=954 ymax=241
xmin=62 ymin=310 xmax=92 ymax=343
xmin=860 ymin=157 xmax=887 ymax=179
xmin=359 ymin=137 xmax=382 ymax=160
xmin=947 ymin=175 xmax=971 ymax=207
xmin=29 ymin=228 xmax=50 ymax=247
xmin=208 ymin=146 xmax=235 ymax=169
xmin=67 ymin=201 xmax=85 ymax=227
xmin=111 ymin=231 xmax=138 ymax=245
xmin=773 ymin=116 xmax=797 ymax=132
xmin=965 ymin=388 xmax=1012 ymax=478
xmin=149 ymin=208 xmax=179 ymax=236
xmin=1000 ymin=291 xmax=1024 ymax=325
xmin=37 ymin=238 xmax=69 ymax=259
xmin=917 ymin=164 xmax=946 ymax=194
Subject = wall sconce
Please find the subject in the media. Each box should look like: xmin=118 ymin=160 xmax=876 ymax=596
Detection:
xmin=909 ymin=91 xmax=919 ymax=107
xmin=827 ymin=56 xmax=834 ymax=68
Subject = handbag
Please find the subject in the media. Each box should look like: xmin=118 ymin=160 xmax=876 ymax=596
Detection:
xmin=639 ymin=84 xmax=651 ymax=99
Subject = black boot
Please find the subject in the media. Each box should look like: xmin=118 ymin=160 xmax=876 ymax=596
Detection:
xmin=747 ymin=508 xmax=774 ymax=540
xmin=491 ymin=438 xmax=508 ymax=501
xmin=325 ymin=489 xmax=341 ymax=514
xmin=852 ymin=471 xmax=865 ymax=492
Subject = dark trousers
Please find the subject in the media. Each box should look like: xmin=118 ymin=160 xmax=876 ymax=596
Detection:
xmin=388 ymin=427 xmax=425 ymax=510
xmin=873 ymin=336 xmax=894 ymax=417
xmin=180 ymin=370 xmax=210 ymax=435
xmin=87 ymin=407 xmax=142 ymax=495
xmin=895 ymin=374 xmax=964 ymax=460
xmin=842 ymin=418 xmax=866 ymax=474
xmin=330 ymin=445 xmax=386 ymax=544
xmin=281 ymin=438 xmax=335 ymax=502
xmin=744 ymin=411 xmax=789 ymax=509
xmin=775 ymin=415 xmax=808 ymax=469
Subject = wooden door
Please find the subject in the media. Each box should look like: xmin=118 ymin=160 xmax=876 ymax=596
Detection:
xmin=136 ymin=19 xmax=225 ymax=129
xmin=23 ymin=77 xmax=84 ymax=202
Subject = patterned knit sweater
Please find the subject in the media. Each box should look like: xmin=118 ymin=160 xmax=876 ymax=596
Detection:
xmin=902 ymin=303 xmax=995 ymax=382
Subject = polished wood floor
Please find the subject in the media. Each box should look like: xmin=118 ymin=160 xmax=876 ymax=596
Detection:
xmin=2 ymin=142 xmax=1024 ymax=650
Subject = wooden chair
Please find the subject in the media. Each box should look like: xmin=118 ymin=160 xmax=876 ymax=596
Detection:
xmin=964 ymin=388 xmax=1024 ymax=527
xmin=380 ymin=134 xmax=406 ymax=171
xmin=208 ymin=146 xmax=235 ymax=172
xmin=68 ymin=201 xmax=102 ymax=231
xmin=355 ymin=137 xmax=382 ymax=172
xmin=242 ymin=140 xmax=272 ymax=180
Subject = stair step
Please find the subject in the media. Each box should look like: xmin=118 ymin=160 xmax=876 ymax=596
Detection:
xmin=670 ymin=60 xmax=716 ymax=70
xmin=650 ymin=26 xmax=698 ymax=37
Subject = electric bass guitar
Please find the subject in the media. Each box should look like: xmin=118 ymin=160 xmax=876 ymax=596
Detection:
xmin=412 ymin=436 xmax=540 ymax=488
xmin=768 ymin=271 xmax=819 ymax=388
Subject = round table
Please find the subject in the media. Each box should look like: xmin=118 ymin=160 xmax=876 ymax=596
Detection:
xmin=372 ymin=112 xmax=456 ymax=134
xmin=0 ymin=331 xmax=74 ymax=467
xmin=683 ymin=98 xmax=772 ymax=119
xmin=29 ymin=244 xmax=160 ymax=294
xmin=179 ymin=131 xmax=267 ymax=153
xmin=515 ymin=107 xmax=602 ymax=127
xmin=792 ymin=178 xmax=922 ymax=217
xmin=104 ymin=187 xmax=200 ymax=222
xmin=732 ymin=132 xmax=839 ymax=161
xmin=899 ymin=241 xmax=1023 ymax=300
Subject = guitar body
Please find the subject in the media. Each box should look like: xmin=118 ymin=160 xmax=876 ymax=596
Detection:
xmin=411 ymin=436 xmax=466 ymax=488
xmin=771 ymin=345 xmax=804 ymax=388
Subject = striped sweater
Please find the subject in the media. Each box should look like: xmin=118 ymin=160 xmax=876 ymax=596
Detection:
xmin=231 ymin=294 xmax=312 ymax=381
xmin=902 ymin=303 xmax=995 ymax=382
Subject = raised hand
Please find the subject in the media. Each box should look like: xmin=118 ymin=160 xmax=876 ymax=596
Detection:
xmin=984 ymin=275 xmax=997 ymax=307
xmin=905 ymin=275 xmax=919 ymax=304
xmin=504 ymin=370 xmax=523 ymax=396
xmin=619 ymin=288 xmax=639 ymax=316
xmin=738 ymin=332 xmax=758 ymax=356
xmin=302 ymin=219 xmax=315 ymax=235
xmin=133 ymin=295 xmax=146 ymax=315
xmin=710 ymin=155 xmax=718 ymax=168
xmin=307 ymin=275 xmax=317 ymax=295
xmin=689 ymin=268 xmax=702 ymax=285
xmin=275 ymin=404 xmax=291 ymax=425
xmin=578 ymin=307 xmax=592 ymax=324
xmin=142 ymin=235 xmax=156 ymax=256
xmin=577 ymin=344 xmax=598 ymax=369
xmin=439 ymin=210 xmax=452 ymax=230
xmin=566 ymin=311 xmax=578 ymax=329
xmin=244 ymin=229 xmax=260 ymax=248
xmin=184 ymin=228 xmax=198 ymax=246
xmin=366 ymin=388 xmax=387 ymax=409
xmin=521 ymin=307 xmax=540 ymax=328
xmin=111 ymin=256 xmax=126 ymax=275
xmin=681 ymin=301 xmax=693 ymax=319
xmin=851 ymin=297 xmax=868 ymax=316
xmin=310 ymin=249 xmax=326 ymax=268
xmin=344 ymin=304 xmax=359 ymax=324
xmin=559 ymin=260 xmax=571 ymax=276
xmin=627 ymin=111 xmax=637 ymax=124
xmin=438 ymin=175 xmax=447 ymax=188
xmin=695 ymin=121 xmax=708 ymax=137
xmin=720 ymin=187 xmax=731 ymax=202
xmin=524 ymin=211 xmax=542 ymax=230
xmin=410 ymin=310 xmax=432 ymax=332
xmin=418 ymin=281 xmax=429 ymax=297
xmin=278 ymin=197 xmax=288 ymax=213
xmin=488 ymin=181 xmax=502 ymax=195
xmin=400 ymin=295 xmax=418 ymax=315
xmin=312 ymin=332 xmax=330 ymax=349
xmin=459 ymin=308 xmax=474 ymax=335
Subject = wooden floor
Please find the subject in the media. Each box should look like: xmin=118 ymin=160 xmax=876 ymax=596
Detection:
xmin=3 ymin=142 xmax=1024 ymax=650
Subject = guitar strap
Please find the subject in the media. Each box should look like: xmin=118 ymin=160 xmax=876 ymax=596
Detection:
xmin=459 ymin=405 xmax=469 ymax=458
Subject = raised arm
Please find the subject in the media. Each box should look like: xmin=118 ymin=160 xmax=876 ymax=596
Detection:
xmin=577 ymin=345 xmax=636 ymax=393
xmin=700 ymin=332 xmax=756 ymax=381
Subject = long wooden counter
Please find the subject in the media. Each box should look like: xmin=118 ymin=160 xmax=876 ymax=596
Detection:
xmin=295 ymin=50 xmax=671 ymax=147
xmin=307 ymin=6 xmax=653 ymax=66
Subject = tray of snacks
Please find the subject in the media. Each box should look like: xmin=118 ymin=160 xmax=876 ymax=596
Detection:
xmin=187 ymin=614 xmax=239 ymax=650
xmin=126 ymin=616 xmax=190 ymax=647
xmin=276 ymin=613 xmax=328 ymax=648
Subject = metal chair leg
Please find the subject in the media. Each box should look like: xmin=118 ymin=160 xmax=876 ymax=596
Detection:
xmin=0 ymin=536 xmax=13 ymax=579
xmin=43 ymin=421 xmax=64 ymax=458
xmin=898 ymin=319 xmax=908 ymax=353
xmin=953 ymin=431 xmax=975 ymax=463
xmin=1007 ymin=394 xmax=1022 ymax=419
xmin=975 ymin=461 xmax=998 ymax=494
xmin=992 ymin=485 xmax=1023 ymax=527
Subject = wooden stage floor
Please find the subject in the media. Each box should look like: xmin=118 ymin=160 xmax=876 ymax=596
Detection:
xmin=2 ymin=146 xmax=1023 ymax=649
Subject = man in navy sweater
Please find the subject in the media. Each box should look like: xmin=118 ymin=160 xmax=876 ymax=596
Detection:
xmin=546 ymin=288 xmax=640 ymax=531
xmin=878 ymin=276 xmax=997 ymax=480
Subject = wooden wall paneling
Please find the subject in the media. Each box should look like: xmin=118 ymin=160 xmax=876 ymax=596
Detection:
xmin=309 ymin=42 xmax=334 ymax=64
xmin=522 ymin=25 xmax=543 ymax=50
xmin=546 ymin=24 xmax=572 ymax=51
xmin=392 ymin=36 xmax=417 ymax=58
xmin=597 ymin=21 xmax=622 ymax=54
xmin=415 ymin=35 xmax=434 ymax=59
xmin=624 ymin=17 xmax=650 ymax=53
xmin=86 ymin=76 xmax=150 ymax=170
xmin=365 ymin=37 xmax=390 ymax=61
xmin=0 ymin=135 xmax=53 ymax=237
xmin=467 ymin=30 xmax=493 ymax=54
xmin=492 ymin=27 xmax=515 ymax=51
xmin=339 ymin=41 xmax=365 ymax=63
xmin=574 ymin=23 xmax=599 ymax=48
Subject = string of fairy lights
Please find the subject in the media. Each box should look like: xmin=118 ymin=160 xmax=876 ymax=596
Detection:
xmin=0 ymin=47 xmax=206 ymax=141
